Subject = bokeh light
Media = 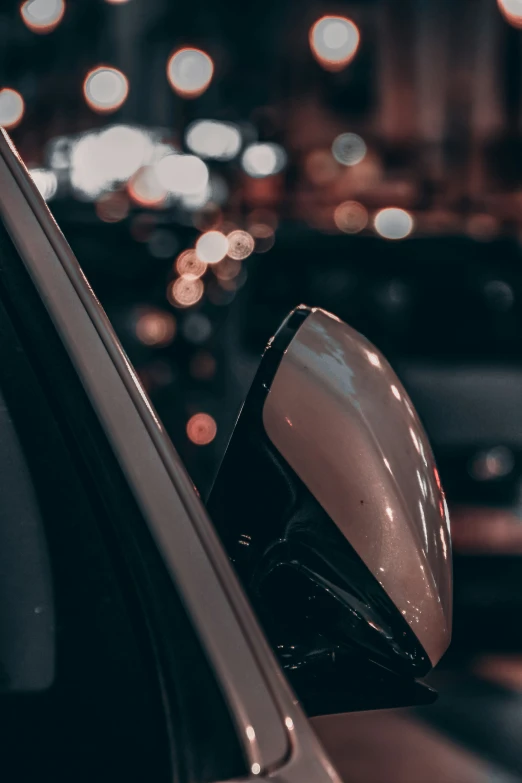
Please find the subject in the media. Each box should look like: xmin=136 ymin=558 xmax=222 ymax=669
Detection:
xmin=334 ymin=201 xmax=368 ymax=233
xmin=29 ymin=168 xmax=57 ymax=201
xmin=195 ymin=230 xmax=228 ymax=263
xmin=190 ymin=351 xmax=216 ymax=380
xmin=83 ymin=66 xmax=129 ymax=114
xmin=309 ymin=16 xmax=360 ymax=71
xmin=100 ymin=125 xmax=153 ymax=180
xmin=20 ymin=0 xmax=65 ymax=34
xmin=148 ymin=229 xmax=178 ymax=259
xmin=128 ymin=166 xmax=167 ymax=207
xmin=332 ymin=133 xmax=367 ymax=166
xmin=46 ymin=136 xmax=72 ymax=169
xmin=469 ymin=446 xmax=515 ymax=481
xmin=104 ymin=0 xmax=131 ymax=4
xmin=154 ymin=154 xmax=209 ymax=196
xmin=483 ymin=280 xmax=515 ymax=312
xmin=167 ymin=48 xmax=214 ymax=98
xmin=70 ymin=132 xmax=110 ymax=199
xmin=213 ymin=257 xmax=241 ymax=281
xmin=227 ymin=230 xmax=255 ymax=260
xmin=175 ymin=249 xmax=207 ymax=280
xmin=168 ymin=277 xmax=204 ymax=307
xmin=466 ymin=213 xmax=499 ymax=241
xmin=70 ymin=126 xmax=152 ymax=199
xmin=250 ymin=222 xmax=275 ymax=253
xmin=182 ymin=312 xmax=212 ymax=344
xmin=305 ymin=149 xmax=339 ymax=184
xmin=247 ymin=208 xmax=278 ymax=230
xmin=135 ymin=309 xmax=176 ymax=346
xmin=186 ymin=120 xmax=241 ymax=160
xmin=181 ymin=182 xmax=211 ymax=210
xmin=0 ymin=89 xmax=25 ymax=129
xmin=241 ymin=142 xmax=287 ymax=178
xmin=498 ymin=0 xmax=522 ymax=27
xmin=95 ymin=191 xmax=130 ymax=223
xmin=374 ymin=207 xmax=414 ymax=240
xmin=186 ymin=412 xmax=217 ymax=445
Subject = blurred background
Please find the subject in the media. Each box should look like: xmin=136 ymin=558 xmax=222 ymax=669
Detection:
xmin=7 ymin=0 xmax=522 ymax=779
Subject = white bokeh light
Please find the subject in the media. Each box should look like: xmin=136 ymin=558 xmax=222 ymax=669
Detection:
xmin=0 ymin=89 xmax=24 ymax=129
xmin=186 ymin=120 xmax=241 ymax=160
xmin=47 ymin=136 xmax=72 ymax=169
xmin=241 ymin=142 xmax=287 ymax=178
xmin=154 ymin=154 xmax=209 ymax=196
xmin=167 ymin=48 xmax=214 ymax=98
xmin=128 ymin=166 xmax=167 ymax=207
xmin=498 ymin=0 xmax=522 ymax=26
xmin=97 ymin=125 xmax=153 ymax=181
xmin=195 ymin=231 xmax=228 ymax=264
xmin=374 ymin=208 xmax=414 ymax=240
xmin=69 ymin=126 xmax=153 ymax=199
xmin=29 ymin=168 xmax=58 ymax=201
xmin=70 ymin=133 xmax=110 ymax=198
xmin=83 ymin=66 xmax=129 ymax=113
xmin=21 ymin=0 xmax=65 ymax=33
xmin=310 ymin=16 xmax=360 ymax=71
xmin=181 ymin=183 xmax=211 ymax=209
xmin=332 ymin=133 xmax=367 ymax=166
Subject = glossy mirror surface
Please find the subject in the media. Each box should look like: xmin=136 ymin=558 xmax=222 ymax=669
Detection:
xmin=263 ymin=308 xmax=452 ymax=666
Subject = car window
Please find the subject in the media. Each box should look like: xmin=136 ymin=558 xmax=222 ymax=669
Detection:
xmin=0 ymin=215 xmax=247 ymax=783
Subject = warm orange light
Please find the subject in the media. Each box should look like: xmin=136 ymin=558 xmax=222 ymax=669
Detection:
xmin=334 ymin=201 xmax=368 ymax=233
xmin=95 ymin=191 xmax=130 ymax=223
xmin=213 ymin=257 xmax=241 ymax=281
xmin=135 ymin=309 xmax=176 ymax=346
xmin=83 ymin=66 xmax=129 ymax=114
xmin=175 ymin=249 xmax=207 ymax=280
xmin=20 ymin=0 xmax=65 ymax=34
xmin=309 ymin=16 xmax=360 ymax=72
xmin=249 ymin=223 xmax=275 ymax=253
xmin=466 ymin=213 xmax=499 ymax=241
xmin=305 ymin=149 xmax=340 ymax=185
xmin=186 ymin=412 xmax=217 ymax=445
xmin=195 ymin=231 xmax=228 ymax=263
xmin=433 ymin=467 xmax=442 ymax=491
xmin=167 ymin=48 xmax=214 ymax=98
xmin=227 ymin=230 xmax=255 ymax=260
xmin=128 ymin=166 xmax=167 ymax=207
xmin=498 ymin=0 xmax=522 ymax=27
xmin=168 ymin=277 xmax=204 ymax=308
xmin=246 ymin=209 xmax=278 ymax=231
xmin=0 ymin=89 xmax=25 ymax=129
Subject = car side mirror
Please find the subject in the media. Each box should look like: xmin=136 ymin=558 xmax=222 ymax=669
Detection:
xmin=207 ymin=306 xmax=452 ymax=716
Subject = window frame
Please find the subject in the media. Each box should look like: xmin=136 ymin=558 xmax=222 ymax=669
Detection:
xmin=0 ymin=129 xmax=340 ymax=783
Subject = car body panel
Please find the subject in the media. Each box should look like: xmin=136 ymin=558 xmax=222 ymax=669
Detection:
xmin=263 ymin=308 xmax=452 ymax=666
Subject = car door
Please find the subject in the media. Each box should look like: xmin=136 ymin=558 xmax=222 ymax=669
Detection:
xmin=0 ymin=130 xmax=341 ymax=783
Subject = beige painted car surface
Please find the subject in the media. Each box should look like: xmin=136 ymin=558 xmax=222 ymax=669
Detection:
xmin=263 ymin=308 xmax=452 ymax=666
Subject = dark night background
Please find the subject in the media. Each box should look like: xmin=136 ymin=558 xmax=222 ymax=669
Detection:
xmin=7 ymin=0 xmax=522 ymax=779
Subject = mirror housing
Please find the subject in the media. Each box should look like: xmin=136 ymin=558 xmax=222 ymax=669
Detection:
xmin=208 ymin=306 xmax=452 ymax=716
